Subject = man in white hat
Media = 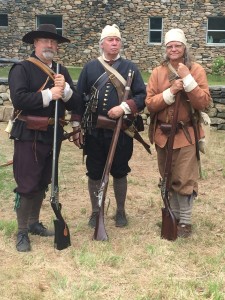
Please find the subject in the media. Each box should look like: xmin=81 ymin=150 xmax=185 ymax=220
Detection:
xmin=72 ymin=24 xmax=146 ymax=228
xmin=8 ymin=24 xmax=81 ymax=252
xmin=145 ymin=28 xmax=211 ymax=238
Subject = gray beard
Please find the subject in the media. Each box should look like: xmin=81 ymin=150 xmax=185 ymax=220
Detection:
xmin=42 ymin=51 xmax=55 ymax=61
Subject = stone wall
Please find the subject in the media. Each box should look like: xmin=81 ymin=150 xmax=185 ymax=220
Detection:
xmin=0 ymin=0 xmax=225 ymax=73
xmin=1 ymin=79 xmax=225 ymax=130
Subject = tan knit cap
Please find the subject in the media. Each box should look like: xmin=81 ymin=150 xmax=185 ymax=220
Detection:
xmin=100 ymin=24 xmax=121 ymax=41
xmin=164 ymin=28 xmax=187 ymax=46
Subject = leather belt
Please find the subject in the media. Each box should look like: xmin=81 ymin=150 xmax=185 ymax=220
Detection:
xmin=158 ymin=120 xmax=193 ymax=144
xmin=17 ymin=115 xmax=68 ymax=126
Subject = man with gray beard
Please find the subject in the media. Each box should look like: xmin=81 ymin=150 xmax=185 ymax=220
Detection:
xmin=8 ymin=24 xmax=81 ymax=252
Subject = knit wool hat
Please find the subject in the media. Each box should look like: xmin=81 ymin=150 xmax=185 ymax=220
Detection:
xmin=100 ymin=24 xmax=121 ymax=41
xmin=22 ymin=24 xmax=70 ymax=44
xmin=164 ymin=28 xmax=187 ymax=46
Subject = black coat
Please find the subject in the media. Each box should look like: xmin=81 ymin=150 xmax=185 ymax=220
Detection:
xmin=9 ymin=52 xmax=81 ymax=144
xmin=72 ymin=57 xmax=146 ymax=138
xmin=74 ymin=57 xmax=146 ymax=117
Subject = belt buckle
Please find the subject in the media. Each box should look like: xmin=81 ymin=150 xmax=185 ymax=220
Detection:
xmin=48 ymin=118 xmax=54 ymax=125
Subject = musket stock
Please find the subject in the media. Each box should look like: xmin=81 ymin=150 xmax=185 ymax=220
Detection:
xmin=161 ymin=178 xmax=177 ymax=241
xmin=160 ymin=92 xmax=182 ymax=241
xmin=93 ymin=70 xmax=134 ymax=241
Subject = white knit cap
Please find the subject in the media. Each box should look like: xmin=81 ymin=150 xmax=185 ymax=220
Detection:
xmin=100 ymin=24 xmax=121 ymax=41
xmin=164 ymin=28 xmax=187 ymax=46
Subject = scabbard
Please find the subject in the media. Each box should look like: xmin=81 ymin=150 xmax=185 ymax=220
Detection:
xmin=124 ymin=128 xmax=151 ymax=154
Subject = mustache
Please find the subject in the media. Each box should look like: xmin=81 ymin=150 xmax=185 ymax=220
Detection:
xmin=42 ymin=48 xmax=56 ymax=54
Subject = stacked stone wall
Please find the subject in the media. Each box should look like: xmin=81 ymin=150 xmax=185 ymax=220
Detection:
xmin=1 ymin=79 xmax=225 ymax=130
xmin=0 ymin=0 xmax=225 ymax=73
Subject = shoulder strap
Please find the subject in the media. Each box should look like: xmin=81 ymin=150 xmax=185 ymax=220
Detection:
xmin=98 ymin=56 xmax=126 ymax=87
xmin=26 ymin=57 xmax=55 ymax=81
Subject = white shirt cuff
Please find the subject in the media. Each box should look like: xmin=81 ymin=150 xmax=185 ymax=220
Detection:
xmin=120 ymin=102 xmax=131 ymax=114
xmin=42 ymin=89 xmax=52 ymax=107
xmin=71 ymin=121 xmax=80 ymax=127
xmin=62 ymin=82 xmax=73 ymax=102
xmin=183 ymin=74 xmax=198 ymax=92
xmin=163 ymin=88 xmax=175 ymax=105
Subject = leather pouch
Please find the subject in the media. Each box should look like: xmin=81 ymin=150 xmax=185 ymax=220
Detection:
xmin=160 ymin=123 xmax=172 ymax=136
xmin=26 ymin=116 xmax=49 ymax=131
xmin=135 ymin=115 xmax=144 ymax=132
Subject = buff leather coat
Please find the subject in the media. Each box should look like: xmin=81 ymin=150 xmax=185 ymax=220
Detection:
xmin=145 ymin=62 xmax=211 ymax=149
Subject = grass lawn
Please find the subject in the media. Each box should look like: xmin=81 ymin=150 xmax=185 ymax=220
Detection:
xmin=1 ymin=65 xmax=225 ymax=85
xmin=1 ymin=122 xmax=225 ymax=300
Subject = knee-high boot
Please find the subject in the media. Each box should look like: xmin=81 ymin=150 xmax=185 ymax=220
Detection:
xmin=113 ymin=176 xmax=128 ymax=227
xmin=88 ymin=178 xmax=101 ymax=228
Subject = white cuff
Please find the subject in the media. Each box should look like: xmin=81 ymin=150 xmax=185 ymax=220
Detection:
xmin=71 ymin=121 xmax=80 ymax=127
xmin=62 ymin=82 xmax=73 ymax=102
xmin=183 ymin=74 xmax=198 ymax=92
xmin=120 ymin=102 xmax=131 ymax=114
xmin=42 ymin=89 xmax=52 ymax=107
xmin=163 ymin=88 xmax=175 ymax=105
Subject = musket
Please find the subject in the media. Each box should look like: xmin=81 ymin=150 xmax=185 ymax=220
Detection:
xmin=0 ymin=58 xmax=20 ymax=64
xmin=50 ymin=63 xmax=71 ymax=250
xmin=189 ymin=106 xmax=203 ymax=178
xmin=93 ymin=69 xmax=134 ymax=241
xmin=160 ymin=92 xmax=182 ymax=241
xmin=95 ymin=114 xmax=151 ymax=154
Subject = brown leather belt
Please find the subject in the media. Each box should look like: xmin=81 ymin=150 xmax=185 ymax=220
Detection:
xmin=17 ymin=115 xmax=68 ymax=126
xmin=158 ymin=120 xmax=193 ymax=143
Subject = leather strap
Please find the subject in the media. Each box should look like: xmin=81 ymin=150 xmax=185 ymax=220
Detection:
xmin=98 ymin=56 xmax=126 ymax=86
xmin=92 ymin=59 xmax=121 ymax=92
xmin=26 ymin=57 xmax=55 ymax=81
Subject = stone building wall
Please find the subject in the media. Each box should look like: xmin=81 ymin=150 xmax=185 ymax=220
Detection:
xmin=0 ymin=0 xmax=225 ymax=73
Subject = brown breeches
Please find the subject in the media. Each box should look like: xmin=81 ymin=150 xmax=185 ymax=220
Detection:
xmin=156 ymin=143 xmax=199 ymax=195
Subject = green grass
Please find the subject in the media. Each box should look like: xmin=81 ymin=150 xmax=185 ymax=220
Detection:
xmin=1 ymin=66 xmax=225 ymax=85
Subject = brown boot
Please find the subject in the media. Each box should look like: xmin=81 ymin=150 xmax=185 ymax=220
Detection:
xmin=177 ymin=223 xmax=192 ymax=238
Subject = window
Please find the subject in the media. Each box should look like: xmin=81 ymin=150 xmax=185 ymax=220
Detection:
xmin=36 ymin=15 xmax=63 ymax=36
xmin=149 ymin=17 xmax=162 ymax=44
xmin=0 ymin=14 xmax=8 ymax=27
xmin=207 ymin=17 xmax=225 ymax=44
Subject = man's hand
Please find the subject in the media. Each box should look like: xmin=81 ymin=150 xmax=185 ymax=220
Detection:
xmin=108 ymin=105 xmax=124 ymax=119
xmin=170 ymin=78 xmax=183 ymax=95
xmin=177 ymin=63 xmax=190 ymax=79
xmin=54 ymin=74 xmax=65 ymax=89
xmin=50 ymin=86 xmax=63 ymax=100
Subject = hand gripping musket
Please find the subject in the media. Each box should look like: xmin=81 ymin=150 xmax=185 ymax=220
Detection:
xmin=160 ymin=92 xmax=182 ymax=241
xmin=93 ymin=70 xmax=134 ymax=241
xmin=50 ymin=63 xmax=71 ymax=250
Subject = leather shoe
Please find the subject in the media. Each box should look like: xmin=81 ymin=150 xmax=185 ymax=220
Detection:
xmin=115 ymin=210 xmax=128 ymax=227
xmin=177 ymin=223 xmax=192 ymax=238
xmin=16 ymin=231 xmax=31 ymax=252
xmin=28 ymin=222 xmax=54 ymax=237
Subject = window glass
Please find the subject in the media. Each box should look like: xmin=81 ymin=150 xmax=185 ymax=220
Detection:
xmin=0 ymin=14 xmax=8 ymax=27
xmin=149 ymin=17 xmax=162 ymax=44
xmin=36 ymin=15 xmax=63 ymax=36
xmin=207 ymin=17 xmax=225 ymax=44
